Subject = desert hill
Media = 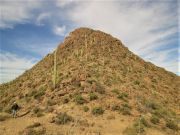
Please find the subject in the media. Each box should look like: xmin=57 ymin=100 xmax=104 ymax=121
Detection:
xmin=0 ymin=28 xmax=179 ymax=135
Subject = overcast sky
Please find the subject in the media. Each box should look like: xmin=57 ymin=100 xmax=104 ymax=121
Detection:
xmin=0 ymin=0 xmax=179 ymax=84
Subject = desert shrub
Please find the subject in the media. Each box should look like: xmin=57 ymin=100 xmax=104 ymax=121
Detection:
xmin=55 ymin=112 xmax=73 ymax=125
xmin=28 ymin=90 xmax=37 ymax=97
xmin=119 ymin=103 xmax=131 ymax=115
xmin=117 ymin=92 xmax=128 ymax=101
xmin=33 ymin=107 xmax=44 ymax=117
xmin=63 ymin=97 xmax=69 ymax=104
xmin=47 ymin=100 xmax=56 ymax=106
xmin=74 ymin=94 xmax=85 ymax=105
xmin=36 ymin=112 xmax=44 ymax=117
xmin=150 ymin=115 xmax=159 ymax=124
xmin=111 ymin=105 xmax=121 ymax=111
xmin=87 ymin=79 xmax=96 ymax=84
xmin=89 ymin=93 xmax=98 ymax=101
xmin=166 ymin=120 xmax=179 ymax=130
xmin=139 ymin=117 xmax=149 ymax=127
xmin=145 ymin=100 xmax=159 ymax=110
xmin=34 ymin=89 xmax=45 ymax=100
xmin=111 ymin=89 xmax=119 ymax=94
xmin=39 ymin=86 xmax=46 ymax=91
xmin=92 ymin=107 xmax=104 ymax=116
xmin=134 ymin=80 xmax=140 ymax=85
xmin=124 ymin=116 xmax=148 ymax=135
xmin=25 ymin=97 xmax=31 ymax=103
xmin=94 ymin=82 xmax=105 ymax=94
xmin=0 ymin=105 xmax=3 ymax=112
xmin=145 ymin=100 xmax=175 ymax=119
xmin=33 ymin=107 xmax=40 ymax=114
xmin=152 ymin=79 xmax=157 ymax=83
xmin=83 ymin=106 xmax=89 ymax=112
xmin=46 ymin=106 xmax=54 ymax=113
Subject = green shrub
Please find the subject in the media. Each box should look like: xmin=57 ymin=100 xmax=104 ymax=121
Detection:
xmin=89 ymin=93 xmax=98 ymax=101
xmin=111 ymin=89 xmax=119 ymax=94
xmin=55 ymin=112 xmax=73 ymax=125
xmin=145 ymin=100 xmax=159 ymax=110
xmin=139 ymin=117 xmax=149 ymax=127
xmin=46 ymin=106 xmax=54 ymax=113
xmin=166 ymin=120 xmax=178 ymax=130
xmin=111 ymin=105 xmax=120 ymax=111
xmin=124 ymin=117 xmax=148 ymax=135
xmin=94 ymin=82 xmax=105 ymax=94
xmin=63 ymin=97 xmax=69 ymax=104
xmin=33 ymin=107 xmax=44 ymax=117
xmin=150 ymin=115 xmax=159 ymax=124
xmin=34 ymin=90 xmax=45 ymax=99
xmin=36 ymin=112 xmax=44 ymax=117
xmin=0 ymin=105 xmax=3 ymax=112
xmin=117 ymin=92 xmax=128 ymax=101
xmin=134 ymin=80 xmax=140 ymax=85
xmin=47 ymin=100 xmax=56 ymax=106
xmin=33 ymin=107 xmax=41 ymax=114
xmin=119 ymin=103 xmax=131 ymax=115
xmin=83 ymin=106 xmax=89 ymax=112
xmin=74 ymin=94 xmax=85 ymax=105
xmin=28 ymin=90 xmax=37 ymax=97
xmin=92 ymin=107 xmax=104 ymax=116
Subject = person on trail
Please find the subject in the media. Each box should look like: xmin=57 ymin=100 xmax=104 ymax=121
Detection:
xmin=11 ymin=102 xmax=19 ymax=118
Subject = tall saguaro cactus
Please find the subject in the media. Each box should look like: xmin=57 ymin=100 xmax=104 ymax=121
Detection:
xmin=53 ymin=49 xmax=57 ymax=89
xmin=102 ymin=42 xmax=105 ymax=66
xmin=85 ymin=34 xmax=88 ymax=61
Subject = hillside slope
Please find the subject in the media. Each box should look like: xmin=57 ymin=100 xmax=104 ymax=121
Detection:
xmin=0 ymin=28 xmax=179 ymax=135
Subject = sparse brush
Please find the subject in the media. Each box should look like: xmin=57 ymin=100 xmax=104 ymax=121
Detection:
xmin=47 ymin=100 xmax=56 ymax=106
xmin=83 ymin=106 xmax=89 ymax=112
xmin=166 ymin=119 xmax=179 ymax=130
xmin=92 ymin=107 xmax=104 ymax=116
xmin=89 ymin=92 xmax=98 ymax=101
xmin=145 ymin=100 xmax=159 ymax=110
xmin=134 ymin=80 xmax=140 ymax=85
xmin=117 ymin=92 xmax=128 ymax=101
xmin=94 ymin=82 xmax=105 ymax=94
xmin=111 ymin=105 xmax=121 ymax=111
xmin=119 ymin=103 xmax=131 ymax=115
xmin=33 ymin=107 xmax=44 ymax=117
xmin=34 ymin=91 xmax=45 ymax=99
xmin=150 ymin=115 xmax=159 ymax=124
xmin=111 ymin=89 xmax=119 ymax=94
xmin=63 ymin=97 xmax=69 ymax=104
xmin=74 ymin=94 xmax=86 ymax=105
xmin=123 ymin=116 xmax=148 ymax=135
xmin=55 ymin=112 xmax=73 ymax=125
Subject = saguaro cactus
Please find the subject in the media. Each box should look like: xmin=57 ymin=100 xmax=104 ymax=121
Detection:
xmin=85 ymin=34 xmax=88 ymax=61
xmin=53 ymin=49 xmax=57 ymax=88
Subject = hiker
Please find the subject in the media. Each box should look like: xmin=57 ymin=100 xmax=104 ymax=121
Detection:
xmin=11 ymin=102 xmax=19 ymax=118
